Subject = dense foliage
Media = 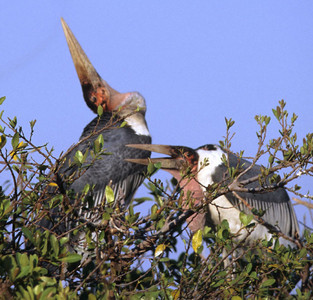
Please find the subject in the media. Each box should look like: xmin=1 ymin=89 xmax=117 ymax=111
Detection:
xmin=0 ymin=97 xmax=312 ymax=299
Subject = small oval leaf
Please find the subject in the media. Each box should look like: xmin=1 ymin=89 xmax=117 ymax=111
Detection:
xmin=97 ymin=105 xmax=103 ymax=116
xmin=155 ymin=244 xmax=166 ymax=257
xmin=192 ymin=229 xmax=203 ymax=253
xmin=105 ymin=185 xmax=115 ymax=204
xmin=261 ymin=278 xmax=276 ymax=288
xmin=239 ymin=212 xmax=253 ymax=226
xmin=11 ymin=132 xmax=19 ymax=149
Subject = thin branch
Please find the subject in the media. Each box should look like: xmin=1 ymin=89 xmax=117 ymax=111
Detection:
xmin=292 ymin=197 xmax=313 ymax=210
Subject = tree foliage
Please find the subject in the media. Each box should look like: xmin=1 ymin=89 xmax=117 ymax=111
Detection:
xmin=0 ymin=96 xmax=312 ymax=299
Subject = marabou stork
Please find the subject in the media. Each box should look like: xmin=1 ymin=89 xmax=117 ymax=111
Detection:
xmin=126 ymin=144 xmax=299 ymax=247
xmin=38 ymin=20 xmax=151 ymax=256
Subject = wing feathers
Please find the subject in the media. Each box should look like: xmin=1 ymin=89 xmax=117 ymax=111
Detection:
xmin=227 ymin=191 xmax=299 ymax=238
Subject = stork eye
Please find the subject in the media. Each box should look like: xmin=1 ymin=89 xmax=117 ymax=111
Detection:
xmin=186 ymin=152 xmax=193 ymax=158
xmin=183 ymin=151 xmax=197 ymax=164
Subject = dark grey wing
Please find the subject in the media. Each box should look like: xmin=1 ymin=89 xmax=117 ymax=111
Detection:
xmin=81 ymin=135 xmax=151 ymax=214
xmin=95 ymin=171 xmax=146 ymax=209
xmin=227 ymin=188 xmax=299 ymax=238
xmin=212 ymin=152 xmax=299 ymax=238
xmin=59 ymin=114 xmax=151 ymax=213
xmin=40 ymin=114 xmax=150 ymax=233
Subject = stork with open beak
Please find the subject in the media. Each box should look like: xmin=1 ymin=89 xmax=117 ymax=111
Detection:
xmin=38 ymin=20 xmax=151 ymax=255
xmin=126 ymin=144 xmax=299 ymax=247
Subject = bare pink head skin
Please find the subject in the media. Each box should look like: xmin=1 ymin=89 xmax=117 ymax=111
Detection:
xmin=61 ymin=18 xmax=147 ymax=117
xmin=126 ymin=144 xmax=207 ymax=233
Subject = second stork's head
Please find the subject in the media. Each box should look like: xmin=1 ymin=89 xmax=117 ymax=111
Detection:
xmin=61 ymin=19 xmax=147 ymax=122
xmin=125 ymin=144 xmax=226 ymax=190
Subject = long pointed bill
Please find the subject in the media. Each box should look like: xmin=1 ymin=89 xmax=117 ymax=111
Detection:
xmin=126 ymin=144 xmax=174 ymax=156
xmin=61 ymin=18 xmax=123 ymax=113
xmin=126 ymin=144 xmax=196 ymax=170
xmin=125 ymin=158 xmax=182 ymax=170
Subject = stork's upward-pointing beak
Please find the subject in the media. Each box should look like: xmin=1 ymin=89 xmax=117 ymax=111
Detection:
xmin=61 ymin=18 xmax=129 ymax=113
xmin=125 ymin=144 xmax=195 ymax=170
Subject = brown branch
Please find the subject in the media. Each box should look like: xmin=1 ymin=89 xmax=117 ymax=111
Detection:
xmin=121 ymin=210 xmax=195 ymax=260
xmin=292 ymin=197 xmax=313 ymax=210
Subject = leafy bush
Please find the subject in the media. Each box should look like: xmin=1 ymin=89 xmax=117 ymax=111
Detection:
xmin=0 ymin=96 xmax=312 ymax=299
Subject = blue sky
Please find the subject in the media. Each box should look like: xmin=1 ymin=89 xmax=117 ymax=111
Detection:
xmin=1 ymin=2 xmax=313 ymax=229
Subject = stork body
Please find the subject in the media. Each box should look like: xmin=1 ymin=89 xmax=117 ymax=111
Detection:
xmin=57 ymin=19 xmax=151 ymax=209
xmin=59 ymin=111 xmax=150 ymax=213
xmin=127 ymin=144 xmax=299 ymax=247
xmin=37 ymin=20 xmax=151 ymax=257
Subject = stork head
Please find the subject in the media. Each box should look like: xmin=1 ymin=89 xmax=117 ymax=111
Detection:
xmin=125 ymin=144 xmax=198 ymax=178
xmin=61 ymin=18 xmax=146 ymax=117
xmin=126 ymin=144 xmax=225 ymax=188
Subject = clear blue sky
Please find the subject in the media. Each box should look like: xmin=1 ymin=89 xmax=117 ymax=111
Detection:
xmin=1 ymin=2 xmax=313 ymax=228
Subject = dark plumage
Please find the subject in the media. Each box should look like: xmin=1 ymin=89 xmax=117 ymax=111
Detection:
xmin=59 ymin=114 xmax=151 ymax=211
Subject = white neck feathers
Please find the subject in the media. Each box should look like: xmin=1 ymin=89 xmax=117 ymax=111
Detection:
xmin=124 ymin=113 xmax=150 ymax=136
xmin=196 ymin=147 xmax=224 ymax=189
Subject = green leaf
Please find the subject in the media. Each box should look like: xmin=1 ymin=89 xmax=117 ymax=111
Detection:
xmin=11 ymin=132 xmax=19 ymax=149
xmin=265 ymin=116 xmax=271 ymax=125
xmin=22 ymin=227 xmax=34 ymax=244
xmin=29 ymin=120 xmax=36 ymax=130
xmin=39 ymin=287 xmax=56 ymax=300
xmin=9 ymin=116 xmax=17 ymax=128
xmin=58 ymin=253 xmax=82 ymax=263
xmin=151 ymin=204 xmax=158 ymax=220
xmin=147 ymin=162 xmax=155 ymax=174
xmin=0 ymin=134 xmax=6 ymax=149
xmin=50 ymin=234 xmax=59 ymax=257
xmin=0 ymin=96 xmax=6 ymax=105
xmin=59 ymin=237 xmax=69 ymax=246
xmin=272 ymin=106 xmax=281 ymax=120
xmin=88 ymin=294 xmax=97 ymax=300
xmin=154 ymin=162 xmax=162 ymax=169
xmin=212 ymin=279 xmax=225 ymax=288
xmin=94 ymin=134 xmax=104 ymax=153
xmin=298 ymin=248 xmax=307 ymax=259
xmin=221 ymin=219 xmax=230 ymax=229
xmin=268 ymin=155 xmax=274 ymax=164
xmin=105 ymin=185 xmax=115 ymax=204
xmin=16 ymin=266 xmax=31 ymax=279
xmin=40 ymin=276 xmax=57 ymax=286
xmin=16 ymin=253 xmax=29 ymax=267
xmin=120 ymin=121 xmax=127 ymax=128
xmin=74 ymin=150 xmax=84 ymax=165
xmin=239 ymin=212 xmax=253 ymax=226
xmin=29 ymin=255 xmax=37 ymax=271
xmin=3 ymin=255 xmax=18 ymax=281
xmin=82 ymin=183 xmax=90 ymax=195
xmin=225 ymin=117 xmax=235 ymax=130
xmin=192 ymin=229 xmax=203 ymax=253
xmin=102 ymin=212 xmax=111 ymax=220
xmin=250 ymin=271 xmax=258 ymax=280
xmin=159 ymin=257 xmax=170 ymax=262
xmin=246 ymin=262 xmax=252 ymax=274
xmin=97 ymin=105 xmax=103 ymax=116
xmin=261 ymin=278 xmax=276 ymax=288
